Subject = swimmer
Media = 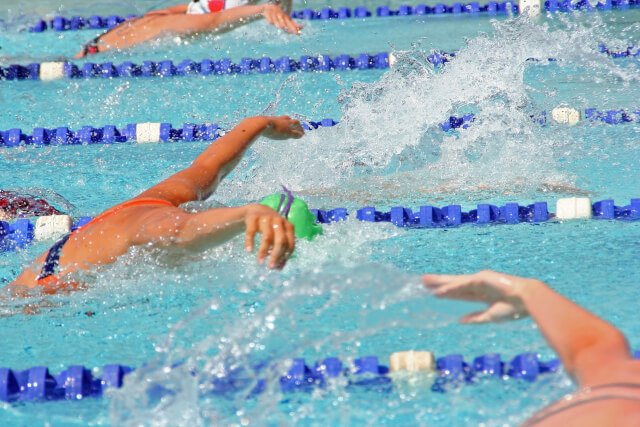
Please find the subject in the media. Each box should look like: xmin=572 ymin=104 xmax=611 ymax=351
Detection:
xmin=11 ymin=116 xmax=303 ymax=293
xmin=0 ymin=190 xmax=63 ymax=220
xmin=73 ymin=0 xmax=301 ymax=58
xmin=423 ymin=270 xmax=640 ymax=426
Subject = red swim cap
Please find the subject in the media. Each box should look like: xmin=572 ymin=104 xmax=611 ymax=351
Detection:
xmin=208 ymin=0 xmax=225 ymax=12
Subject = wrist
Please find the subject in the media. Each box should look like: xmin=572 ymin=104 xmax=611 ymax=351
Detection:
xmin=514 ymin=277 xmax=544 ymax=301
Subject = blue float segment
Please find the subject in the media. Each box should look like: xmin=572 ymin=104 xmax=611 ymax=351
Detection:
xmin=5 ymin=219 xmax=35 ymax=250
xmin=377 ymin=5 xmax=392 ymax=16
xmin=500 ymin=203 xmax=521 ymax=224
xmin=334 ymin=55 xmax=352 ymax=70
xmin=337 ymin=7 xmax=352 ymax=18
xmin=355 ymin=53 xmax=372 ymax=69
xmin=469 ymin=204 xmax=500 ymax=224
xmin=373 ymin=52 xmax=390 ymax=68
xmin=473 ymin=354 xmax=503 ymax=376
xmin=274 ymin=56 xmax=294 ymax=72
xmin=70 ymin=16 xmax=85 ymax=30
xmin=0 ymin=368 xmax=20 ymax=402
xmin=88 ymin=15 xmax=104 ymax=29
xmin=437 ymin=354 xmax=467 ymax=377
xmin=441 ymin=205 xmax=462 ymax=226
xmin=299 ymin=55 xmax=319 ymax=71
xmin=30 ymin=19 xmax=47 ymax=32
xmin=418 ymin=205 xmax=442 ymax=226
xmin=354 ymin=356 xmax=389 ymax=375
xmin=280 ymin=359 xmax=318 ymax=391
xmin=593 ymin=199 xmax=615 ymax=219
xmin=415 ymin=4 xmax=432 ymax=14
xmin=434 ymin=3 xmax=447 ymax=13
xmin=539 ymin=358 xmax=561 ymax=374
xmin=315 ymin=358 xmax=342 ymax=377
xmin=354 ymin=7 xmax=372 ymax=17
xmin=508 ymin=353 xmax=539 ymax=382
xmin=58 ymin=366 xmax=94 ymax=400
xmin=530 ymin=202 xmax=549 ymax=222
xmin=398 ymin=5 xmax=413 ymax=15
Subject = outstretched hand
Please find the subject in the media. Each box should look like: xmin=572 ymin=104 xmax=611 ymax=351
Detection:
xmin=261 ymin=116 xmax=305 ymax=140
xmin=423 ymin=270 xmax=534 ymax=323
xmin=244 ymin=204 xmax=295 ymax=269
xmin=261 ymin=4 xmax=302 ymax=35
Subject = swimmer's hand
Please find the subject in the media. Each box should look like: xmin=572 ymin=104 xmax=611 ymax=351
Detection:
xmin=423 ymin=270 xmax=534 ymax=323
xmin=261 ymin=4 xmax=302 ymax=35
xmin=261 ymin=116 xmax=305 ymax=140
xmin=244 ymin=204 xmax=295 ymax=269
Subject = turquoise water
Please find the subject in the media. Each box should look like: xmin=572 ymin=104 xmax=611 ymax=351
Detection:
xmin=2 ymin=2 xmax=640 ymax=425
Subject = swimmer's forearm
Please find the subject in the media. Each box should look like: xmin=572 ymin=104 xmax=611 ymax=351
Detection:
xmin=206 ymin=4 xmax=266 ymax=30
xmin=175 ymin=206 xmax=249 ymax=251
xmin=517 ymin=280 xmax=630 ymax=385
xmin=191 ymin=116 xmax=270 ymax=190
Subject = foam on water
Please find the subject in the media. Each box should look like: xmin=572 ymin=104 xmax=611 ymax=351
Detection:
xmin=215 ymin=14 xmax=640 ymax=207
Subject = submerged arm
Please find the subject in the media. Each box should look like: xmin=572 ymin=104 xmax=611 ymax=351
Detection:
xmin=423 ymin=270 xmax=632 ymax=387
xmin=135 ymin=204 xmax=295 ymax=269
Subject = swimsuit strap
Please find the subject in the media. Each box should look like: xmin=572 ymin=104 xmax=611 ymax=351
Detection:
xmin=523 ymin=382 xmax=640 ymax=426
xmin=79 ymin=198 xmax=174 ymax=232
xmin=36 ymin=198 xmax=174 ymax=284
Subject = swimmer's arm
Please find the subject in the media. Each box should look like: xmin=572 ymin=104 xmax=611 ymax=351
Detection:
xmin=139 ymin=204 xmax=294 ymax=268
xmin=517 ymin=280 xmax=631 ymax=387
xmin=424 ymin=271 xmax=632 ymax=387
xmin=165 ymin=4 xmax=302 ymax=35
xmin=136 ymin=116 xmax=303 ymax=206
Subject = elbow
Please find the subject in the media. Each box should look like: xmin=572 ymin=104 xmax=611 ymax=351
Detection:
xmin=569 ymin=329 xmax=631 ymax=385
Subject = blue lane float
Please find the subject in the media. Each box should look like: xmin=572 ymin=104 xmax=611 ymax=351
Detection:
xmin=28 ymin=0 xmax=640 ymax=33
xmin=312 ymin=198 xmax=640 ymax=227
xmin=0 ymin=118 xmax=337 ymax=148
xmin=0 ymin=352 xmax=561 ymax=402
xmin=2 ymin=199 xmax=639 ymax=253
xmin=441 ymin=107 xmax=640 ymax=131
xmin=0 ymin=52 xmax=399 ymax=82
xmin=0 ymin=43 xmax=634 ymax=82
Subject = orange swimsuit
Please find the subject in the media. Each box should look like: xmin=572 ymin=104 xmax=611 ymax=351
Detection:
xmin=36 ymin=199 xmax=174 ymax=289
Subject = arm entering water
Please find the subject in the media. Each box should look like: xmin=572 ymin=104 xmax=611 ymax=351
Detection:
xmin=423 ymin=270 xmax=635 ymax=387
xmin=136 ymin=115 xmax=303 ymax=206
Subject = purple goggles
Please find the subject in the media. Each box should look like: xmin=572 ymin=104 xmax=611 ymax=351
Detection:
xmin=276 ymin=185 xmax=294 ymax=218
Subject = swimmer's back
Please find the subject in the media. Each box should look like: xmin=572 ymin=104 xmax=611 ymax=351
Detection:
xmin=11 ymin=200 xmax=181 ymax=289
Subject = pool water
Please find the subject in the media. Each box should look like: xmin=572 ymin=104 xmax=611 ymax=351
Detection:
xmin=1 ymin=1 xmax=640 ymax=425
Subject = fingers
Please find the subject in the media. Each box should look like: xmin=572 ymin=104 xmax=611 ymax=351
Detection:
xmin=269 ymin=220 xmax=287 ymax=269
xmin=285 ymin=221 xmax=295 ymax=255
xmin=245 ymin=216 xmax=258 ymax=253
xmin=283 ymin=16 xmax=302 ymax=35
xmin=460 ymin=310 xmax=492 ymax=324
xmin=257 ymin=217 xmax=274 ymax=265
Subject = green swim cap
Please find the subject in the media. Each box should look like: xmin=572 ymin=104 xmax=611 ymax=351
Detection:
xmin=260 ymin=187 xmax=322 ymax=241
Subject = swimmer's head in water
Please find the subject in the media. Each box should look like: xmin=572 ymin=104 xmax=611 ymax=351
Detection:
xmin=260 ymin=187 xmax=322 ymax=241
xmin=0 ymin=190 xmax=63 ymax=220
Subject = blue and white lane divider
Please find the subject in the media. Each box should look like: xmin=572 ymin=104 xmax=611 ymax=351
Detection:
xmin=0 ymin=104 xmax=633 ymax=149
xmin=441 ymin=107 xmax=640 ymax=131
xmin=0 ymin=351 xmax=562 ymax=402
xmin=3 ymin=198 xmax=638 ymax=253
xmin=26 ymin=2 xmax=518 ymax=32
xmin=2 ymin=40 xmax=636 ymax=83
xmin=0 ymin=118 xmax=337 ymax=148
xmin=313 ymin=198 xmax=640 ymax=227
xmin=27 ymin=0 xmax=640 ymax=33
xmin=0 ymin=52 xmax=407 ymax=82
